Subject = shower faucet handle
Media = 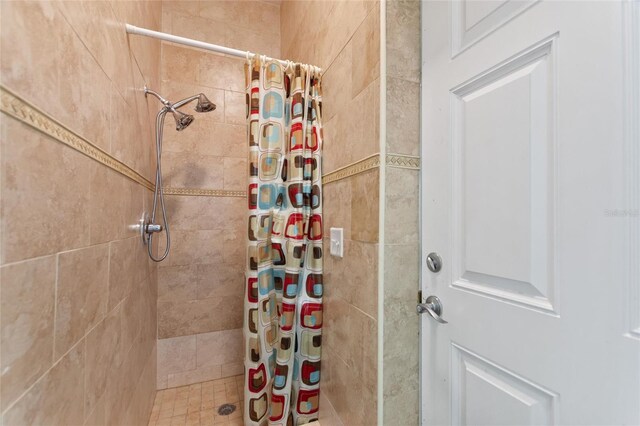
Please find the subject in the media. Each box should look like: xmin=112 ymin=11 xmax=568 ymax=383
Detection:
xmin=146 ymin=223 xmax=163 ymax=233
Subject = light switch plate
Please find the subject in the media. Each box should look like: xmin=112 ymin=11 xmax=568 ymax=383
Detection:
xmin=330 ymin=227 xmax=343 ymax=258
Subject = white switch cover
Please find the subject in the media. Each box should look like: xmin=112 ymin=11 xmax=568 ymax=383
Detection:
xmin=330 ymin=227 xmax=343 ymax=258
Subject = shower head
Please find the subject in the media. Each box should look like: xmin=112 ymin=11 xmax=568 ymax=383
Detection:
xmin=195 ymin=93 xmax=216 ymax=113
xmin=145 ymin=87 xmax=215 ymax=132
xmin=171 ymin=108 xmax=194 ymax=131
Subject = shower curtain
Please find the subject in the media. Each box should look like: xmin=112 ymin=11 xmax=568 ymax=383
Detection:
xmin=244 ymin=57 xmax=324 ymax=426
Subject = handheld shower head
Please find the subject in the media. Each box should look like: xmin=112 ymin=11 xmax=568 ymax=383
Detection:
xmin=146 ymin=88 xmax=214 ymax=132
xmin=171 ymin=108 xmax=194 ymax=131
xmin=195 ymin=93 xmax=216 ymax=113
xmin=144 ymin=87 xmax=217 ymax=262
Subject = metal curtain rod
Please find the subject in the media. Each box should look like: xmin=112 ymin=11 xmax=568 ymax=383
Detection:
xmin=125 ymin=24 xmax=322 ymax=72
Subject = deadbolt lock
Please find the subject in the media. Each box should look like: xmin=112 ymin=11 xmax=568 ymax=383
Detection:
xmin=426 ymin=252 xmax=442 ymax=273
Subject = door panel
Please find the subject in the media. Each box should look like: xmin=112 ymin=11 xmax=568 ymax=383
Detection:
xmin=420 ymin=1 xmax=640 ymax=425
xmin=451 ymin=344 xmax=557 ymax=426
xmin=451 ymin=37 xmax=557 ymax=313
xmin=451 ymin=0 xmax=540 ymax=56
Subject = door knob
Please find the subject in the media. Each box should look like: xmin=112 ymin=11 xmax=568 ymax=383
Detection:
xmin=426 ymin=252 xmax=442 ymax=273
xmin=417 ymin=295 xmax=448 ymax=324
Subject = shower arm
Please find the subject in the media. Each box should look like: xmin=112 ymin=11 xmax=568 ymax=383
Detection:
xmin=172 ymin=94 xmax=202 ymax=110
xmin=145 ymin=87 xmax=201 ymax=112
xmin=144 ymin=87 xmax=171 ymax=106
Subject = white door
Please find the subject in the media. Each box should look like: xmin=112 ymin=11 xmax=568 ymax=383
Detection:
xmin=420 ymin=1 xmax=640 ymax=425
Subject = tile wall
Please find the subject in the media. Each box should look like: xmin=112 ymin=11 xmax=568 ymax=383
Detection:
xmin=156 ymin=0 xmax=281 ymax=390
xmin=0 ymin=0 xmax=162 ymax=424
xmin=383 ymin=1 xmax=422 ymax=424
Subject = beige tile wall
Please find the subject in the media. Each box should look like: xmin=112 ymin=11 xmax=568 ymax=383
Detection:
xmin=383 ymin=1 xmax=422 ymax=424
xmin=281 ymin=1 xmax=381 ymax=424
xmin=0 ymin=0 xmax=161 ymax=424
xmin=156 ymin=0 xmax=280 ymax=389
xmin=157 ymin=329 xmax=244 ymax=389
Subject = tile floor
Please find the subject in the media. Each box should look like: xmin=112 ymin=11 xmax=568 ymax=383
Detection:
xmin=148 ymin=375 xmax=244 ymax=426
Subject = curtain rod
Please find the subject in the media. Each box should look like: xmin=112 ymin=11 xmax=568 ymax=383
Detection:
xmin=125 ymin=24 xmax=322 ymax=72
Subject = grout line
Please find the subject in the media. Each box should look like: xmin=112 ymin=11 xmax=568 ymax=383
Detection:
xmin=0 ymin=87 xmax=154 ymax=191
xmin=56 ymin=4 xmax=119 ymax=106
xmin=82 ymin=336 xmax=88 ymax=422
xmin=0 ymin=252 xmax=57 ymax=269
xmin=4 ymin=273 xmax=132 ymax=418
xmin=0 ymin=238 xmax=136 ymax=277
xmin=118 ymin=1 xmax=158 ymax=94
xmin=378 ymin=0 xmax=387 ymax=424
xmin=52 ymin=253 xmax=60 ymax=364
xmin=349 ymin=300 xmax=378 ymax=323
xmin=331 ymin=292 xmax=377 ymax=323
xmin=2 ymin=338 xmax=85 ymax=417
xmin=319 ymin=392 xmax=344 ymax=426
xmin=318 ymin=1 xmax=373 ymax=77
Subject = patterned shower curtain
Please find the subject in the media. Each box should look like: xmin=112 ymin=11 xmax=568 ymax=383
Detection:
xmin=244 ymin=57 xmax=324 ymax=426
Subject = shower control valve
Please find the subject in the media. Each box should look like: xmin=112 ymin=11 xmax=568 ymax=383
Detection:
xmin=138 ymin=213 xmax=163 ymax=245
xmin=146 ymin=223 xmax=163 ymax=233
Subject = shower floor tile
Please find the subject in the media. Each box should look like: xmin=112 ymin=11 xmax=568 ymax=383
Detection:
xmin=148 ymin=374 xmax=244 ymax=426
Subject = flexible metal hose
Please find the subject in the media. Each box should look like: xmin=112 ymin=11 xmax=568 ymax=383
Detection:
xmin=147 ymin=108 xmax=171 ymax=262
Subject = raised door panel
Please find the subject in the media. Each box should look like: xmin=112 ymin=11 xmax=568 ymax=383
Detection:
xmin=451 ymin=0 xmax=540 ymax=56
xmin=451 ymin=344 xmax=558 ymax=426
xmin=450 ymin=37 xmax=557 ymax=313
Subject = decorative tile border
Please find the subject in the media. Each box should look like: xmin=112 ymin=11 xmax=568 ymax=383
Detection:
xmin=322 ymin=153 xmax=420 ymax=185
xmin=0 ymin=86 xmax=155 ymax=191
xmin=0 ymin=86 xmax=247 ymax=198
xmin=2 ymin=86 xmax=420 ymax=196
xmin=386 ymin=153 xmax=420 ymax=170
xmin=322 ymin=154 xmax=381 ymax=185
xmin=163 ymin=187 xmax=246 ymax=198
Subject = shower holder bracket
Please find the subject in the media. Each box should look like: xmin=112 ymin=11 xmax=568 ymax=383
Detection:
xmin=140 ymin=213 xmax=151 ymax=245
xmin=139 ymin=212 xmax=163 ymax=245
